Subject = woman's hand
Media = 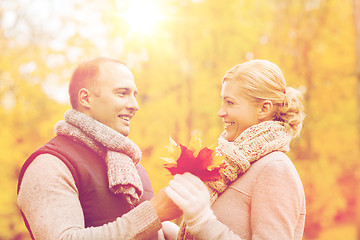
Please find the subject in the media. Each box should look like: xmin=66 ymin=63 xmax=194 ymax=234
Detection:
xmin=165 ymin=172 xmax=214 ymax=226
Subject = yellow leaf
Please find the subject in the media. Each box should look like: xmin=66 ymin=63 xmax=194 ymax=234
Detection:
xmin=160 ymin=157 xmax=176 ymax=163
xmin=208 ymin=154 xmax=225 ymax=170
xmin=169 ymin=136 xmax=178 ymax=147
xmin=188 ymin=131 xmax=202 ymax=157
xmin=208 ymin=144 xmax=216 ymax=151
xmin=164 ymin=136 xmax=181 ymax=160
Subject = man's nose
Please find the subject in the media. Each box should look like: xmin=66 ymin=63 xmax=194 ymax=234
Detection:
xmin=127 ymin=95 xmax=139 ymax=112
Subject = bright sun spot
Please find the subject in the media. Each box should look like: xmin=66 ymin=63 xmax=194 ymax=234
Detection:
xmin=122 ymin=1 xmax=163 ymax=35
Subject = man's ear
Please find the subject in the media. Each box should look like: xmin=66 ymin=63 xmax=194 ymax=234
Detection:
xmin=78 ymin=88 xmax=91 ymax=109
xmin=258 ymin=100 xmax=273 ymax=121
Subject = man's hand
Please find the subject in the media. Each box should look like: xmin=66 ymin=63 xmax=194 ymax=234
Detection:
xmin=150 ymin=188 xmax=183 ymax=222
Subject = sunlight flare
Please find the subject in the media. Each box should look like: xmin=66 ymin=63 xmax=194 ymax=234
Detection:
xmin=121 ymin=1 xmax=163 ymax=35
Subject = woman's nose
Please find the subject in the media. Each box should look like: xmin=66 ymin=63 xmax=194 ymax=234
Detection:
xmin=218 ymin=106 xmax=226 ymax=117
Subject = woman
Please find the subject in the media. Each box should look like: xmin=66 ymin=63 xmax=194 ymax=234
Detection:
xmin=165 ymin=59 xmax=306 ymax=240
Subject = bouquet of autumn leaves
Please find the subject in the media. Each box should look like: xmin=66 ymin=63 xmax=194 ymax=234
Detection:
xmin=162 ymin=133 xmax=225 ymax=181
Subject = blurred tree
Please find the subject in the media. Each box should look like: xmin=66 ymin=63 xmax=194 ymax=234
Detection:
xmin=254 ymin=0 xmax=357 ymax=236
xmin=354 ymin=0 xmax=360 ymax=238
xmin=0 ymin=0 xmax=110 ymax=238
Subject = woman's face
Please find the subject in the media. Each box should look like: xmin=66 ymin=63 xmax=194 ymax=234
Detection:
xmin=218 ymin=81 xmax=261 ymax=142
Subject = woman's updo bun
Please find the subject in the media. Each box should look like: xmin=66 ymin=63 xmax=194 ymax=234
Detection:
xmin=275 ymin=87 xmax=305 ymax=137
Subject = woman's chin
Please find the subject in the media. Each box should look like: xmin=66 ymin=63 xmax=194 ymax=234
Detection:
xmin=224 ymin=132 xmax=235 ymax=142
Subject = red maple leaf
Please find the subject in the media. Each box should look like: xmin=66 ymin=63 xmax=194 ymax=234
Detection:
xmin=164 ymin=144 xmax=224 ymax=181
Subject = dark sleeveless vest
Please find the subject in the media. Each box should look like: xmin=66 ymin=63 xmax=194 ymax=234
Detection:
xmin=17 ymin=135 xmax=154 ymax=239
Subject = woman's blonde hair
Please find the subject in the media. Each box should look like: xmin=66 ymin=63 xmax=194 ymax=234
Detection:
xmin=223 ymin=59 xmax=305 ymax=138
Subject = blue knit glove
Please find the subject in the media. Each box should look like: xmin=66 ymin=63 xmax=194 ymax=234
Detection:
xmin=165 ymin=173 xmax=215 ymax=228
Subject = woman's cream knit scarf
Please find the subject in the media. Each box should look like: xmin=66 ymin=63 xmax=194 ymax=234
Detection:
xmin=177 ymin=121 xmax=292 ymax=240
xmin=55 ymin=109 xmax=143 ymax=206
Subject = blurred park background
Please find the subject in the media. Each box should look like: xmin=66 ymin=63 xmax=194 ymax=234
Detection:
xmin=1 ymin=0 xmax=359 ymax=239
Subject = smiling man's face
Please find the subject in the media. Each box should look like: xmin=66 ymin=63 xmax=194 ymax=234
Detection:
xmin=87 ymin=61 xmax=139 ymax=136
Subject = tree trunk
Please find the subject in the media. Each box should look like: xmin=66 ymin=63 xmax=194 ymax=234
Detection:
xmin=353 ymin=0 xmax=360 ymax=239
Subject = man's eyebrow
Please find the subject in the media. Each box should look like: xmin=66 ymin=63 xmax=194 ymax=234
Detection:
xmin=113 ymin=88 xmax=138 ymax=95
xmin=113 ymin=87 xmax=131 ymax=92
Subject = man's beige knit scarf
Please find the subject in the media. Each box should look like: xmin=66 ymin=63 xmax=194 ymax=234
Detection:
xmin=55 ymin=109 xmax=143 ymax=206
xmin=177 ymin=121 xmax=292 ymax=240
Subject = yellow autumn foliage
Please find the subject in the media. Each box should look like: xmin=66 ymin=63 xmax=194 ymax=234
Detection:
xmin=0 ymin=0 xmax=359 ymax=239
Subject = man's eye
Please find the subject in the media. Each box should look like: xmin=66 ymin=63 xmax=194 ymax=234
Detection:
xmin=226 ymin=100 xmax=234 ymax=105
xmin=117 ymin=92 xmax=126 ymax=96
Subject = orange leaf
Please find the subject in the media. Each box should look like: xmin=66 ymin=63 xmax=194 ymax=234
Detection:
xmin=164 ymin=143 xmax=224 ymax=181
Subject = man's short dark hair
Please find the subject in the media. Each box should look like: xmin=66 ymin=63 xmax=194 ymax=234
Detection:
xmin=68 ymin=57 xmax=127 ymax=109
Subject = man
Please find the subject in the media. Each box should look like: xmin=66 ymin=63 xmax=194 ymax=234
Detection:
xmin=17 ymin=57 xmax=181 ymax=239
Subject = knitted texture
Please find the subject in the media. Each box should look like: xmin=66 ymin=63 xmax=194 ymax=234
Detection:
xmin=177 ymin=121 xmax=292 ymax=240
xmin=55 ymin=109 xmax=143 ymax=206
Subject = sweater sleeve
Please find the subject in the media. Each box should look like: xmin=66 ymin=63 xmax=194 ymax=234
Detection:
xmin=17 ymin=154 xmax=162 ymax=240
xmin=250 ymin=159 xmax=304 ymax=240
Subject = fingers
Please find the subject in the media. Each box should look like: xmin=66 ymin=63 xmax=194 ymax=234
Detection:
xmin=165 ymin=186 xmax=186 ymax=209
xmin=182 ymin=172 xmax=208 ymax=191
xmin=172 ymin=173 xmax=208 ymax=195
xmin=165 ymin=173 xmax=209 ymax=208
xmin=166 ymin=174 xmax=200 ymax=208
xmin=169 ymin=174 xmax=198 ymax=197
xmin=151 ymin=186 xmax=184 ymax=221
xmin=165 ymin=173 xmax=214 ymax=225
